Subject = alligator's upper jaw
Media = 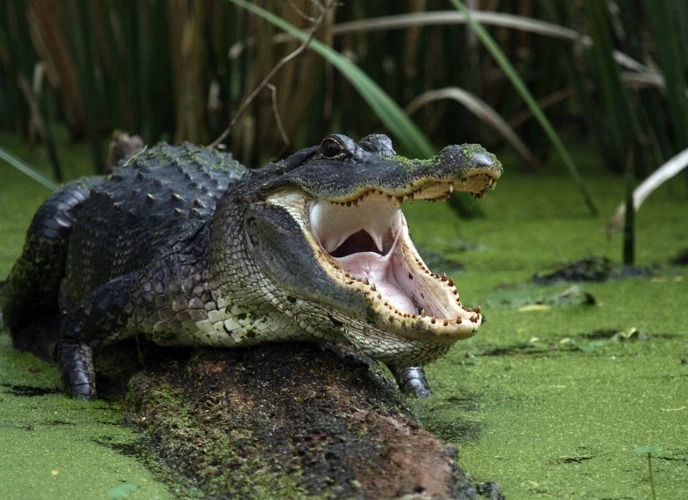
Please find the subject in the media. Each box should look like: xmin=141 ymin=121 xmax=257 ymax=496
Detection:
xmin=302 ymin=174 xmax=498 ymax=342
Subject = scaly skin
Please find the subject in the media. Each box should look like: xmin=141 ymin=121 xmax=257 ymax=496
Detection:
xmin=4 ymin=135 xmax=502 ymax=400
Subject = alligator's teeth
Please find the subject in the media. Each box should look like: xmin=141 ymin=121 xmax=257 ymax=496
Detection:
xmin=448 ymin=183 xmax=454 ymax=193
xmin=369 ymin=231 xmax=385 ymax=255
xmin=324 ymin=234 xmax=348 ymax=253
xmin=311 ymin=198 xmax=400 ymax=255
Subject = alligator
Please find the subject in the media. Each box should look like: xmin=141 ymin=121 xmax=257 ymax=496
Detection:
xmin=3 ymin=134 xmax=502 ymax=400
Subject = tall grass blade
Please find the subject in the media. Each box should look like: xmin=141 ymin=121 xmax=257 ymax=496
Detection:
xmin=607 ymin=147 xmax=688 ymax=234
xmin=509 ymin=73 xmax=668 ymax=128
xmin=1 ymin=0 xmax=32 ymax=134
xmin=541 ymin=2 xmax=614 ymax=171
xmin=449 ymin=0 xmax=598 ymax=215
xmin=99 ymin=0 xmax=126 ymax=131
xmin=0 ymin=145 xmax=59 ymax=191
xmin=406 ymin=87 xmax=539 ymax=169
xmin=227 ymin=0 xmax=434 ymax=158
xmin=583 ymin=0 xmax=642 ymax=173
xmin=332 ymin=11 xmax=652 ymax=75
xmin=69 ymin=0 xmax=104 ymax=172
xmin=509 ymin=86 xmax=575 ymax=129
xmin=615 ymin=0 xmax=671 ymax=166
xmin=623 ymin=154 xmax=635 ymax=265
xmin=27 ymin=0 xmax=84 ymax=134
xmin=17 ymin=68 xmax=63 ymax=182
xmin=334 ymin=11 xmax=584 ymax=41
xmin=642 ymin=0 xmax=688 ymax=152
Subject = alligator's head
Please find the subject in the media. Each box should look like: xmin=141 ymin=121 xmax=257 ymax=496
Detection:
xmin=240 ymin=134 xmax=502 ymax=365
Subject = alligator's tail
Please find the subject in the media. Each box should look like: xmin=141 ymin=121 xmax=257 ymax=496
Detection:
xmin=3 ymin=179 xmax=99 ymax=362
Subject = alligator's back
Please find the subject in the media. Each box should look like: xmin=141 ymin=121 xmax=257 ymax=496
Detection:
xmin=64 ymin=143 xmax=246 ymax=304
xmin=4 ymin=143 xmax=246 ymax=360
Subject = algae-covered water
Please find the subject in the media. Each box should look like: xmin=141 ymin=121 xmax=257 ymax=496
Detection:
xmin=1 ymin=136 xmax=686 ymax=498
xmin=404 ymin=152 xmax=688 ymax=498
xmin=0 ymin=138 xmax=176 ymax=500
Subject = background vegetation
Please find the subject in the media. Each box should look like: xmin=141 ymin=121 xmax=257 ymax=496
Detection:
xmin=2 ymin=0 xmax=688 ymax=187
xmin=2 ymin=2 xmax=687 ymax=498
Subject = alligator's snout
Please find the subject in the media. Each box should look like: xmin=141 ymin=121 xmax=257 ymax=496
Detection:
xmin=442 ymin=145 xmax=499 ymax=168
xmin=431 ymin=144 xmax=503 ymax=181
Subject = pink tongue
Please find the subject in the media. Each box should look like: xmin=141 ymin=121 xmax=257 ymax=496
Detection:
xmin=335 ymin=252 xmax=416 ymax=314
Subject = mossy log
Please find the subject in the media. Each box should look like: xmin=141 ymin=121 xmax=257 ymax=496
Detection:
xmin=123 ymin=343 xmax=496 ymax=498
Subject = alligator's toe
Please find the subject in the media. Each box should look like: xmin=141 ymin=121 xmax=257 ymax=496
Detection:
xmin=403 ymin=377 xmax=432 ymax=399
xmin=394 ymin=366 xmax=432 ymax=399
xmin=69 ymin=383 xmax=97 ymax=401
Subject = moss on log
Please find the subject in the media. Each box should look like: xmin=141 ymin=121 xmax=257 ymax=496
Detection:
xmin=124 ymin=343 xmax=491 ymax=498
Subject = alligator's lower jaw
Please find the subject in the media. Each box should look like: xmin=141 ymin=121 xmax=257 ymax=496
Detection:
xmin=312 ymin=197 xmax=482 ymax=342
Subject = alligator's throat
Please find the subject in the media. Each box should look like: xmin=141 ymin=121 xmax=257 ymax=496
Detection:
xmin=312 ymin=195 xmax=415 ymax=310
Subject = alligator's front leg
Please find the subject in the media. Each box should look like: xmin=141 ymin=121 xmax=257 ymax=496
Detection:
xmin=391 ymin=365 xmax=432 ymax=399
xmin=56 ymin=274 xmax=140 ymax=400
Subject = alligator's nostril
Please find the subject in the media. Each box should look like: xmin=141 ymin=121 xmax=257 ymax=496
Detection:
xmin=470 ymin=151 xmax=496 ymax=168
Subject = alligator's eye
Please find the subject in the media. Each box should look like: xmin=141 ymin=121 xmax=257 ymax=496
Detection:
xmin=319 ymin=138 xmax=345 ymax=159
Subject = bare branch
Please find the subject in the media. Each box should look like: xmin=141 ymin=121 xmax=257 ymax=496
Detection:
xmin=209 ymin=0 xmax=334 ymax=148
xmin=286 ymin=0 xmax=319 ymax=22
xmin=266 ymin=83 xmax=289 ymax=147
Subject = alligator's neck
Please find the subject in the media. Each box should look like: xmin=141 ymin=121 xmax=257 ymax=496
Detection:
xmin=207 ymin=182 xmax=253 ymax=301
xmin=205 ymin=181 xmax=341 ymax=344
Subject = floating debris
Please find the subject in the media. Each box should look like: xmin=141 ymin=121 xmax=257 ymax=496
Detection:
xmin=533 ymin=257 xmax=655 ymax=285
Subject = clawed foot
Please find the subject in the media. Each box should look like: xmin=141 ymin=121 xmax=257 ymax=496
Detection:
xmin=56 ymin=338 xmax=97 ymax=400
xmin=393 ymin=366 xmax=432 ymax=399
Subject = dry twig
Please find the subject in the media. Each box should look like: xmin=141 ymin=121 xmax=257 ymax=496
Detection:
xmin=209 ymin=0 xmax=333 ymax=148
xmin=266 ymin=83 xmax=289 ymax=149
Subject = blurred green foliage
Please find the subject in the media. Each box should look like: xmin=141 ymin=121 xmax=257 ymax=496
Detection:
xmin=1 ymin=0 xmax=687 ymax=183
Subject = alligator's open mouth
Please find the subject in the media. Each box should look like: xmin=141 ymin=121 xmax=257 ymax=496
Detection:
xmin=268 ymin=173 xmax=498 ymax=342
